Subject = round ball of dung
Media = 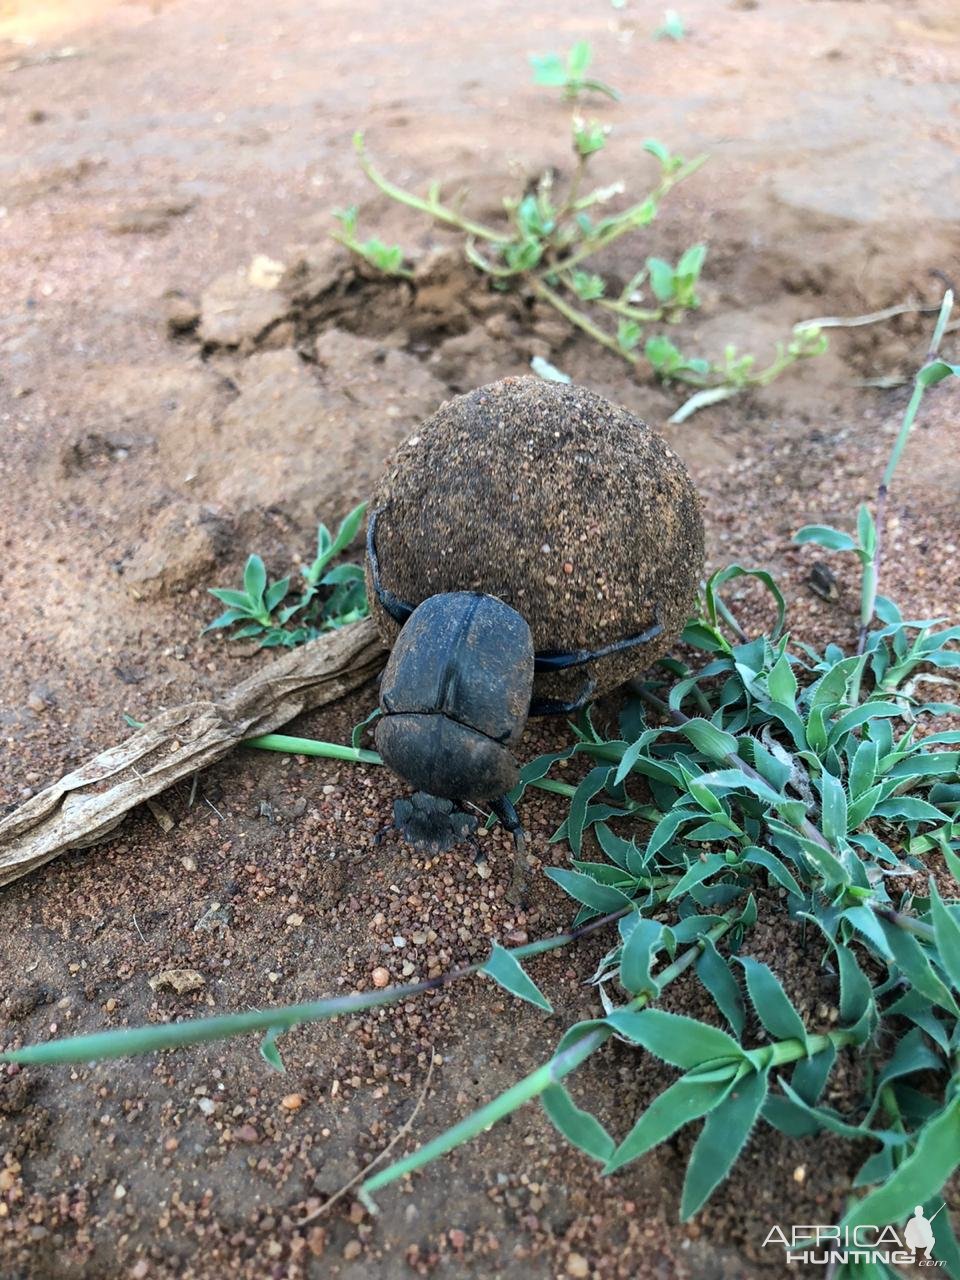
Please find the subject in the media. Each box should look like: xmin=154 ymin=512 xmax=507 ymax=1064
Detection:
xmin=366 ymin=376 xmax=704 ymax=701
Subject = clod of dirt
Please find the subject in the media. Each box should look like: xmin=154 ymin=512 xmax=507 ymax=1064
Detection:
xmin=123 ymin=501 xmax=232 ymax=599
xmin=165 ymin=342 xmax=446 ymax=526
xmin=161 ymin=288 xmax=201 ymax=336
xmin=103 ymin=196 xmax=195 ymax=235
xmin=148 ymin=968 xmax=205 ymax=994
xmin=368 ymin=376 xmax=705 ymax=699
xmin=198 ymin=262 xmax=293 ymax=351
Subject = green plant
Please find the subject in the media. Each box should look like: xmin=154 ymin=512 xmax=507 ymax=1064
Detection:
xmin=529 ymin=40 xmax=620 ymax=102
xmin=331 ymin=206 xmax=412 ymax=278
xmin=337 ymin=129 xmax=827 ymax=417
xmin=5 ymin=307 xmax=958 ymax=1265
xmin=653 ymin=9 xmax=685 ymax=40
xmin=205 ymin=502 xmax=369 ymax=648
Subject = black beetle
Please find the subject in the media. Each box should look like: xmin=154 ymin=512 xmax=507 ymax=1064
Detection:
xmin=367 ymin=509 xmax=664 ymax=899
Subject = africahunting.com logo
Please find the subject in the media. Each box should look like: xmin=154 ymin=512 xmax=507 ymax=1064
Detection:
xmin=763 ymin=1204 xmax=945 ymax=1267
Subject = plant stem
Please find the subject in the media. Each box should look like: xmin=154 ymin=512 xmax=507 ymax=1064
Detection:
xmin=360 ymin=909 xmax=742 ymax=1206
xmin=1 ymin=906 xmax=641 ymax=1068
xmin=244 ymin=733 xmax=381 ymax=765
xmin=531 ymin=278 xmax=637 ymax=364
xmin=355 ymin=135 xmax=512 ymax=246
xmin=856 ymin=289 xmax=954 ymax=656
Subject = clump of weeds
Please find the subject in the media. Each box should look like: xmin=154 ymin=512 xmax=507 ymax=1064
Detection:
xmin=205 ymin=502 xmax=368 ymax=648
xmin=333 ymin=105 xmax=827 ymax=419
xmin=8 ymin=298 xmax=960 ymax=1268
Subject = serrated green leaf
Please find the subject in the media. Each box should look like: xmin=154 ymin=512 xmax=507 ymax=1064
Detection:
xmin=619 ymin=917 xmax=666 ymax=995
xmin=606 ymin=1008 xmax=744 ymax=1068
xmin=879 ymin=918 xmax=959 ymax=1015
xmin=737 ymin=956 xmax=807 ymax=1043
xmin=544 ymin=868 xmax=635 ymax=913
xmin=541 ymin=1083 xmax=614 ymax=1162
xmin=840 ymin=1098 xmax=960 ymax=1234
xmin=929 ymin=878 xmax=960 ymax=992
xmin=480 ymin=943 xmax=553 ymax=1012
xmin=677 ymin=718 xmax=739 ymax=760
xmin=666 ymin=853 xmax=729 ymax=901
xmin=680 ymin=1067 xmax=768 ymax=1219
xmin=819 ymin=772 xmax=847 ymax=844
xmin=742 ymin=847 xmax=804 ymax=900
xmin=767 ymin=653 xmax=797 ymax=707
xmin=696 ymin=936 xmax=745 ymax=1036
xmin=603 ymin=1073 xmax=736 ymax=1175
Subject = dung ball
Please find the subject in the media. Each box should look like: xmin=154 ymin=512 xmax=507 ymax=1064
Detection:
xmin=366 ymin=376 xmax=704 ymax=701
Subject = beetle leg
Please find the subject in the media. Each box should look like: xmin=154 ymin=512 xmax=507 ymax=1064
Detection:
xmin=366 ymin=508 xmax=417 ymax=626
xmin=529 ymin=675 xmax=597 ymax=717
xmin=490 ymin=794 xmax=528 ymax=906
xmin=533 ymin=614 xmax=663 ymax=671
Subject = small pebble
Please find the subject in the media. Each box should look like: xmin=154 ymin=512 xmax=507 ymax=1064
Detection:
xmin=371 ymin=967 xmax=390 ymax=988
xmin=566 ymin=1253 xmax=589 ymax=1278
xmin=343 ymin=1239 xmax=362 ymax=1261
xmin=280 ymin=1093 xmax=303 ymax=1111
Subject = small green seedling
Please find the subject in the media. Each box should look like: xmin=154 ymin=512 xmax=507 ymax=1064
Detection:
xmin=529 ymin=40 xmax=620 ymax=102
xmin=653 ymin=9 xmax=685 ymax=40
xmin=645 ymin=243 xmax=706 ymax=312
xmin=205 ymin=502 xmax=369 ymax=649
xmin=332 ymin=206 xmax=412 ymax=279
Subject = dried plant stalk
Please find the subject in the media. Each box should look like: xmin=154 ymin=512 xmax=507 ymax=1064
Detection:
xmin=0 ymin=619 xmax=386 ymax=888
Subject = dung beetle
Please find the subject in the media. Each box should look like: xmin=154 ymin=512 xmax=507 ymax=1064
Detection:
xmin=367 ymin=510 xmax=663 ymax=899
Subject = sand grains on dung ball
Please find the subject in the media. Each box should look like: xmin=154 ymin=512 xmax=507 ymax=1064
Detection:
xmin=366 ymin=376 xmax=705 ymax=699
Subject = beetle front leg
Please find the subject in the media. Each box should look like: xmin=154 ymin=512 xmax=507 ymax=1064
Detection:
xmin=490 ymin=794 xmax=528 ymax=906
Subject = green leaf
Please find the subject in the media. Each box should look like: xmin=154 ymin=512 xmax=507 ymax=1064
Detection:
xmin=259 ymin=1027 xmax=286 ymax=1072
xmin=243 ymin=554 xmax=267 ymax=605
xmin=646 ymin=257 xmax=676 ymax=303
xmin=737 ymin=957 xmax=807 ymax=1043
xmin=544 ymin=868 xmax=635 ymax=913
xmin=480 ymin=943 xmax=553 ymax=1012
xmin=680 ymin=1067 xmax=768 ymax=1219
xmin=620 ymin=917 xmax=666 ymax=995
xmin=567 ymin=39 xmax=592 ymax=77
xmin=603 ymin=1073 xmax=736 ymax=1174
xmin=204 ymin=607 xmax=247 ymax=632
xmin=208 ymin=587 xmax=255 ymax=610
xmin=264 ymin=576 xmax=290 ymax=613
xmin=677 ymin=719 xmax=738 ymax=761
xmin=696 ymin=937 xmax=745 ymax=1036
xmin=873 ymin=797 xmax=945 ymax=822
xmin=742 ymin=847 xmax=804 ymax=900
xmin=879 ymin=918 xmax=959 ymax=1015
xmin=767 ymin=654 xmax=797 ymax=707
xmin=666 ymin=853 xmax=729 ymax=901
xmin=606 ymin=1008 xmax=744 ymax=1069
xmin=929 ymin=878 xmax=960 ymax=992
xmin=819 ymin=772 xmax=848 ymax=844
xmin=916 ymin=359 xmax=960 ymax=387
xmin=541 ymin=1083 xmax=614 ymax=1162
xmin=840 ymin=1098 xmax=960 ymax=1233
xmin=793 ymin=525 xmax=856 ymax=552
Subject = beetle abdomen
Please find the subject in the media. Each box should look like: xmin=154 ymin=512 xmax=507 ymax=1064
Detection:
xmin=375 ymin=713 xmax=519 ymax=803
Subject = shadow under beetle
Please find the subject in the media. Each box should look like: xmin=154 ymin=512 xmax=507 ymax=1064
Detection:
xmin=367 ymin=509 xmax=663 ymax=900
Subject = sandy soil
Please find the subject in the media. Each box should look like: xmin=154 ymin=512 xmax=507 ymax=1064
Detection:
xmin=1 ymin=0 xmax=959 ymax=1276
